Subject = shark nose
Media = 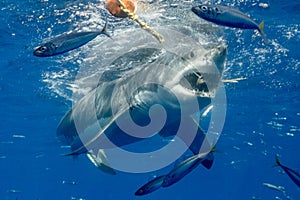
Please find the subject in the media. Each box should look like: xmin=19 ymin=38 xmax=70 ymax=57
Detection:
xmin=216 ymin=45 xmax=227 ymax=57
xmin=209 ymin=45 xmax=227 ymax=58
xmin=212 ymin=45 xmax=227 ymax=72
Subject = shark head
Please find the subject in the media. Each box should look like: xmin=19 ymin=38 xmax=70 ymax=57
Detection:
xmin=117 ymin=44 xmax=227 ymax=116
xmin=171 ymin=45 xmax=227 ymax=98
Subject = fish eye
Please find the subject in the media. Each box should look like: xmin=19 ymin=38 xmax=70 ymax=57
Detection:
xmin=200 ymin=5 xmax=208 ymax=12
xmin=40 ymin=46 xmax=47 ymax=52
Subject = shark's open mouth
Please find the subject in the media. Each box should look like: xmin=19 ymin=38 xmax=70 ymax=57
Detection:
xmin=179 ymin=70 xmax=212 ymax=97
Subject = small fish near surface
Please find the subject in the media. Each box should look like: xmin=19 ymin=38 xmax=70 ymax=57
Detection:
xmin=191 ymin=4 xmax=266 ymax=41
xmin=33 ymin=21 xmax=110 ymax=57
xmin=275 ymin=155 xmax=300 ymax=188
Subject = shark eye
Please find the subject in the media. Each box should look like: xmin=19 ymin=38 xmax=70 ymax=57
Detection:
xmin=200 ymin=5 xmax=208 ymax=12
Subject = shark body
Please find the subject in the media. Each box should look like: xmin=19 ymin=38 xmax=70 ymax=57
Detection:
xmin=56 ymin=27 xmax=227 ymax=174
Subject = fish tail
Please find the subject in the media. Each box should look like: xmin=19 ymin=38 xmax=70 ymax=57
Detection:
xmin=258 ymin=21 xmax=268 ymax=44
xmin=274 ymin=154 xmax=281 ymax=167
xmin=211 ymin=146 xmax=216 ymax=153
xmin=101 ymin=19 xmax=111 ymax=38
xmin=258 ymin=21 xmax=264 ymax=33
xmin=201 ymin=152 xmax=214 ymax=169
xmin=210 ymin=146 xmax=222 ymax=154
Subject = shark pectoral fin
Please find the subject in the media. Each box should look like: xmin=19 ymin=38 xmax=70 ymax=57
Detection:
xmin=60 ymin=136 xmax=87 ymax=157
xmin=86 ymin=149 xmax=116 ymax=175
xmin=201 ymin=152 xmax=214 ymax=169
xmin=66 ymin=107 xmax=129 ymax=155
xmin=70 ymin=136 xmax=87 ymax=154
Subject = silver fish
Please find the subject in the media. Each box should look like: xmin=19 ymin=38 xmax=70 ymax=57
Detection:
xmin=262 ymin=182 xmax=285 ymax=193
xmin=33 ymin=21 xmax=110 ymax=57
xmin=135 ymin=175 xmax=166 ymax=196
xmin=192 ymin=4 xmax=265 ymax=39
xmin=162 ymin=151 xmax=214 ymax=187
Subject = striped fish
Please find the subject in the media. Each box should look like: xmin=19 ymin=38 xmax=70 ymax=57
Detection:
xmin=192 ymin=4 xmax=266 ymax=40
xmin=34 ymin=21 xmax=110 ymax=57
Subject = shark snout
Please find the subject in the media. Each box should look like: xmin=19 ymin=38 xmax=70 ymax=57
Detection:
xmin=212 ymin=45 xmax=227 ymax=73
xmin=217 ymin=45 xmax=227 ymax=56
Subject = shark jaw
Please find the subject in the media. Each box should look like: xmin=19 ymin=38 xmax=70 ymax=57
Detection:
xmin=165 ymin=45 xmax=227 ymax=110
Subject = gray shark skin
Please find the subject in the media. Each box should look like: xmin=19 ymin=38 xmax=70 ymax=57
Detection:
xmin=56 ymin=27 xmax=227 ymax=172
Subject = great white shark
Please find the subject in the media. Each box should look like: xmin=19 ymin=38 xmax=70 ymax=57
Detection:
xmin=56 ymin=27 xmax=227 ymax=174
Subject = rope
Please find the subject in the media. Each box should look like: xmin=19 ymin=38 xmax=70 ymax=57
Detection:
xmin=116 ymin=0 xmax=164 ymax=43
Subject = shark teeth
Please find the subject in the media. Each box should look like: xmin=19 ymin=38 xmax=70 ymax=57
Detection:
xmin=192 ymin=89 xmax=212 ymax=97
xmin=179 ymin=70 xmax=213 ymax=97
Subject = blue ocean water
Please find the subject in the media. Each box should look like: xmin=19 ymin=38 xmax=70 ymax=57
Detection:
xmin=0 ymin=0 xmax=299 ymax=199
